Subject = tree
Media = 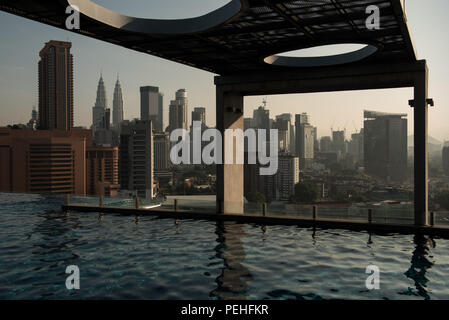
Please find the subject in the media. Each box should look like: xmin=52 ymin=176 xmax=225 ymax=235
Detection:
xmin=293 ymin=182 xmax=318 ymax=203
xmin=246 ymin=192 xmax=266 ymax=204
xmin=434 ymin=191 xmax=449 ymax=210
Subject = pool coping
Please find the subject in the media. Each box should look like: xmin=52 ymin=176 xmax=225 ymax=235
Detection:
xmin=61 ymin=204 xmax=449 ymax=238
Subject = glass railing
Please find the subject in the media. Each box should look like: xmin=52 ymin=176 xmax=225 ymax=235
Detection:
xmin=63 ymin=194 xmax=449 ymax=227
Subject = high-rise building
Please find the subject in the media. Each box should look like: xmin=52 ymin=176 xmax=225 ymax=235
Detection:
xmin=276 ymin=154 xmax=300 ymax=201
xmin=273 ymin=117 xmax=291 ymax=153
xmin=168 ymin=89 xmax=188 ymax=133
xmin=276 ymin=114 xmax=295 ymax=154
xmin=92 ymin=75 xmax=115 ymax=146
xmin=296 ymin=113 xmax=309 ymax=126
xmin=92 ymin=74 xmax=108 ymax=129
xmin=112 ymin=76 xmax=124 ymax=129
xmin=0 ymin=128 xmax=92 ymax=195
xmin=253 ymin=105 xmax=270 ymax=131
xmin=253 ymin=102 xmax=271 ymax=155
xmin=332 ymin=130 xmax=345 ymax=155
xmin=31 ymin=106 xmax=38 ymax=122
xmin=364 ymin=110 xmax=408 ymax=183
xmin=27 ymin=106 xmax=38 ymax=130
xmin=140 ymin=86 xmax=164 ymax=132
xmin=312 ymin=127 xmax=319 ymax=153
xmin=348 ymin=130 xmax=364 ymax=164
xmin=86 ymin=146 xmax=120 ymax=196
xmin=94 ymin=111 xmax=114 ymax=147
xmin=443 ymin=146 xmax=449 ymax=176
xmin=119 ymin=120 xmax=154 ymax=199
xmin=320 ymin=136 xmax=332 ymax=152
xmin=38 ymin=40 xmax=73 ymax=131
xmin=295 ymin=113 xmax=314 ymax=170
xmin=154 ymin=132 xmax=171 ymax=172
xmin=191 ymin=107 xmax=206 ymax=127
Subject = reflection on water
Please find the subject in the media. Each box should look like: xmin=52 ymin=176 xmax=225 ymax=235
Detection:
xmin=401 ymin=235 xmax=436 ymax=300
xmin=2 ymin=192 xmax=449 ymax=300
xmin=210 ymin=222 xmax=254 ymax=299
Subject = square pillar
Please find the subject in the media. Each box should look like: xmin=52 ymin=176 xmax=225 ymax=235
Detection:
xmin=413 ymin=67 xmax=429 ymax=226
xmin=216 ymin=87 xmax=244 ymax=214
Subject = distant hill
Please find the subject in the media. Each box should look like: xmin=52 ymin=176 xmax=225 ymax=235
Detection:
xmin=408 ymin=135 xmax=442 ymax=147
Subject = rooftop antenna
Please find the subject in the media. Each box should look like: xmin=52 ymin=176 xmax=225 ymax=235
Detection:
xmin=262 ymin=97 xmax=267 ymax=108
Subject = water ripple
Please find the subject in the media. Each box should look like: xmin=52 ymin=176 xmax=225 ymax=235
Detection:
xmin=1 ymin=193 xmax=449 ymax=299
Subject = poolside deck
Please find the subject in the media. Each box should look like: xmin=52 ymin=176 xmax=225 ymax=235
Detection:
xmin=61 ymin=203 xmax=449 ymax=238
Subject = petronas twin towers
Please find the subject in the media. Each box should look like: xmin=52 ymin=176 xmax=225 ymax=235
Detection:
xmin=112 ymin=76 xmax=124 ymax=128
xmin=92 ymin=74 xmax=124 ymax=131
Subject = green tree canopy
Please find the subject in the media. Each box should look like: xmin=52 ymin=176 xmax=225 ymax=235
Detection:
xmin=434 ymin=191 xmax=449 ymax=210
xmin=246 ymin=192 xmax=267 ymax=204
xmin=293 ymin=182 xmax=319 ymax=203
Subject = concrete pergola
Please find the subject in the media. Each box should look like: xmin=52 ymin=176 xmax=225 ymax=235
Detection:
xmin=0 ymin=0 xmax=431 ymax=225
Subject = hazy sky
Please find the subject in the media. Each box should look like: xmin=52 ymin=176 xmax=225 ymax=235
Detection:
xmin=0 ymin=0 xmax=448 ymax=140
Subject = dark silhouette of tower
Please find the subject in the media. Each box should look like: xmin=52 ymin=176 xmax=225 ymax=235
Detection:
xmin=38 ymin=40 xmax=73 ymax=131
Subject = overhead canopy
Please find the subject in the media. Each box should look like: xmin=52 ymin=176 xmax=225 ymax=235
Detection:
xmin=0 ymin=0 xmax=417 ymax=75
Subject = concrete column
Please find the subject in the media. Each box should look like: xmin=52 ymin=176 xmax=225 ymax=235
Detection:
xmin=216 ymin=87 xmax=244 ymax=214
xmin=413 ymin=67 xmax=429 ymax=226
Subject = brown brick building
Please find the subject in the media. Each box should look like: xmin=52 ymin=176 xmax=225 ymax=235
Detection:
xmin=0 ymin=128 xmax=119 ymax=196
xmin=86 ymin=146 xmax=120 ymax=196
xmin=38 ymin=41 xmax=74 ymax=131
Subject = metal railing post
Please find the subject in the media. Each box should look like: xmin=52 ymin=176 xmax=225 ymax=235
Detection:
xmin=135 ymin=196 xmax=139 ymax=209
xmin=99 ymin=195 xmax=104 ymax=208
xmin=65 ymin=194 xmax=70 ymax=205
xmin=262 ymin=203 xmax=267 ymax=217
xmin=312 ymin=206 xmax=318 ymax=220
xmin=174 ymin=199 xmax=178 ymax=212
xmin=430 ymin=211 xmax=435 ymax=227
xmin=368 ymin=209 xmax=373 ymax=224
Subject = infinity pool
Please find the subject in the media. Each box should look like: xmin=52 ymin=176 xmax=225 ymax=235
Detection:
xmin=1 ymin=193 xmax=449 ymax=300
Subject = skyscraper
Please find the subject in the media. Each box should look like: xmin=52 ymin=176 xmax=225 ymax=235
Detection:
xmin=112 ymin=75 xmax=124 ymax=129
xmin=253 ymin=102 xmax=271 ymax=155
xmin=38 ymin=40 xmax=73 ymax=131
xmin=27 ymin=106 xmax=38 ymax=130
xmin=92 ymin=74 xmax=108 ymax=129
xmin=273 ymin=154 xmax=300 ymax=201
xmin=154 ymin=132 xmax=171 ymax=172
xmin=253 ymin=105 xmax=270 ymax=131
xmin=348 ymin=130 xmax=364 ymax=164
xmin=275 ymin=113 xmax=295 ymax=154
xmin=92 ymin=75 xmax=113 ymax=146
xmin=191 ymin=107 xmax=206 ymax=127
xmin=119 ymin=120 xmax=154 ymax=199
xmin=443 ymin=146 xmax=449 ymax=176
xmin=273 ymin=116 xmax=291 ymax=153
xmin=320 ymin=136 xmax=332 ymax=152
xmin=332 ymin=130 xmax=346 ymax=155
xmin=364 ymin=110 xmax=408 ymax=183
xmin=140 ymin=86 xmax=164 ymax=132
xmin=295 ymin=113 xmax=314 ymax=170
xmin=168 ymin=89 xmax=188 ymax=132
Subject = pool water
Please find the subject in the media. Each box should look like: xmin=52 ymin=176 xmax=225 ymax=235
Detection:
xmin=1 ymin=193 xmax=449 ymax=300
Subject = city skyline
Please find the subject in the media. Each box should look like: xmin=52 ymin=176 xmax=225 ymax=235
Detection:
xmin=0 ymin=0 xmax=449 ymax=141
